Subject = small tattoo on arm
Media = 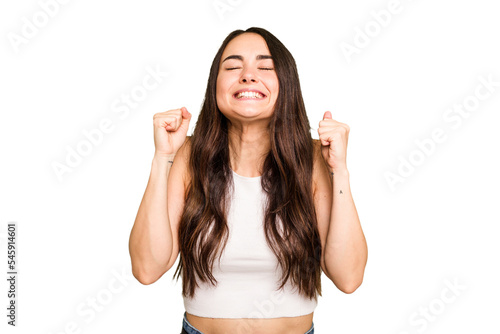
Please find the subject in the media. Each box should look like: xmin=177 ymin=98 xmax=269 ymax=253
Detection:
xmin=340 ymin=190 xmax=343 ymax=194
xmin=168 ymin=160 xmax=173 ymax=165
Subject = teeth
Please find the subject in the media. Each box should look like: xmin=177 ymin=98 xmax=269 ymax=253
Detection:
xmin=236 ymin=91 xmax=264 ymax=99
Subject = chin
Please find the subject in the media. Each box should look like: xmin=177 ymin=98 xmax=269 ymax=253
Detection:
xmin=234 ymin=106 xmax=271 ymax=118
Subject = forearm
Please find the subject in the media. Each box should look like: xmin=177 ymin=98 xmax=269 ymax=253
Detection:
xmin=129 ymin=154 xmax=175 ymax=282
xmin=324 ymin=168 xmax=367 ymax=292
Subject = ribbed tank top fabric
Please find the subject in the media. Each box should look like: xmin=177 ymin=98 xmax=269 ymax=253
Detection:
xmin=182 ymin=169 xmax=318 ymax=318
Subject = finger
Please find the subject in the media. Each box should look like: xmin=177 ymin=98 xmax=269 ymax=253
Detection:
xmin=180 ymin=107 xmax=191 ymax=119
xmin=318 ymin=133 xmax=331 ymax=146
xmin=168 ymin=109 xmax=186 ymax=131
xmin=317 ymin=127 xmax=329 ymax=146
xmin=323 ymin=111 xmax=332 ymax=120
xmin=180 ymin=107 xmax=192 ymax=129
xmin=162 ymin=117 xmax=177 ymax=130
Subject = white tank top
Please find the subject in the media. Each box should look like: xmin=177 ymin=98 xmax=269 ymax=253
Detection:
xmin=183 ymin=169 xmax=318 ymax=318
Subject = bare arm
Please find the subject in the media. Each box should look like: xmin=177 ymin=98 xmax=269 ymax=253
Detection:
xmin=129 ymin=154 xmax=175 ymax=284
xmin=316 ymin=111 xmax=368 ymax=293
xmin=314 ymin=143 xmax=367 ymax=294
xmin=128 ymin=107 xmax=192 ymax=285
xmin=324 ymin=168 xmax=367 ymax=293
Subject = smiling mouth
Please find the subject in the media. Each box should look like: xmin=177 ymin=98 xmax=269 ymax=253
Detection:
xmin=233 ymin=91 xmax=266 ymax=99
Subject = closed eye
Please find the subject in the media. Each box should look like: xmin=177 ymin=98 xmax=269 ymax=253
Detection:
xmin=225 ymin=67 xmax=274 ymax=70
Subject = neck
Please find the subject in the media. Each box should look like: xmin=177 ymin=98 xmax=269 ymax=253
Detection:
xmin=227 ymin=121 xmax=270 ymax=177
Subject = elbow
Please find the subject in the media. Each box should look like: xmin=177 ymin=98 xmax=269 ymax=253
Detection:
xmin=338 ymin=279 xmax=363 ymax=294
xmin=129 ymin=248 xmax=172 ymax=285
xmin=325 ymin=267 xmax=365 ymax=294
xmin=132 ymin=266 xmax=162 ymax=285
xmin=135 ymin=274 xmax=157 ymax=286
xmin=325 ymin=251 xmax=368 ymax=294
xmin=337 ymin=268 xmax=365 ymax=294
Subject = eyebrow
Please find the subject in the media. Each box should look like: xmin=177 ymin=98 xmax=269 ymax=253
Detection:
xmin=221 ymin=54 xmax=273 ymax=63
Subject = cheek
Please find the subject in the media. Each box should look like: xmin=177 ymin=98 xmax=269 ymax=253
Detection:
xmin=216 ymin=91 xmax=225 ymax=110
xmin=271 ymin=80 xmax=279 ymax=100
xmin=216 ymin=92 xmax=231 ymax=114
xmin=216 ymin=78 xmax=225 ymax=103
xmin=216 ymin=74 xmax=231 ymax=94
xmin=268 ymin=74 xmax=279 ymax=94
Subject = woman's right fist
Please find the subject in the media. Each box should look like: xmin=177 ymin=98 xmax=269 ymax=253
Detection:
xmin=153 ymin=107 xmax=192 ymax=156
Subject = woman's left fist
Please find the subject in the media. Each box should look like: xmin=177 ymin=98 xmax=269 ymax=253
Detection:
xmin=317 ymin=111 xmax=349 ymax=173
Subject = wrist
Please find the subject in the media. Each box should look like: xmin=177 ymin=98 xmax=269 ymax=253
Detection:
xmin=152 ymin=153 xmax=176 ymax=168
xmin=153 ymin=151 xmax=176 ymax=160
xmin=330 ymin=166 xmax=349 ymax=177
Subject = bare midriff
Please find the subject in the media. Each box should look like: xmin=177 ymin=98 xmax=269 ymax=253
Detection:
xmin=185 ymin=312 xmax=314 ymax=334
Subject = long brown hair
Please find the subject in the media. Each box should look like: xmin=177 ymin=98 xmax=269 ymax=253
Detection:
xmin=173 ymin=27 xmax=322 ymax=301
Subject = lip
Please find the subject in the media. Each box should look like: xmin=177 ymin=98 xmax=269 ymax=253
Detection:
xmin=233 ymin=89 xmax=267 ymax=99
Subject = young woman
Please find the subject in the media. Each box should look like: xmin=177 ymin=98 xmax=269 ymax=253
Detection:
xmin=129 ymin=27 xmax=368 ymax=334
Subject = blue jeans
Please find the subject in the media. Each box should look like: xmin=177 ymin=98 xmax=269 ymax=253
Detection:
xmin=181 ymin=312 xmax=314 ymax=334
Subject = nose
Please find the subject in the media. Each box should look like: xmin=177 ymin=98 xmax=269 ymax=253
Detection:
xmin=240 ymin=67 xmax=258 ymax=83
